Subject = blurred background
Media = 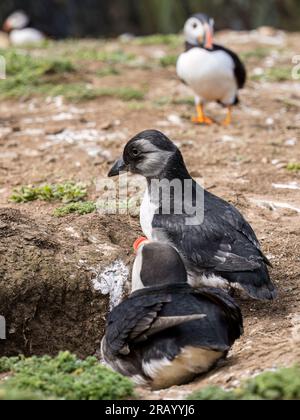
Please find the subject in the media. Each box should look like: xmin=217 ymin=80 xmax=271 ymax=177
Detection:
xmin=0 ymin=0 xmax=299 ymax=39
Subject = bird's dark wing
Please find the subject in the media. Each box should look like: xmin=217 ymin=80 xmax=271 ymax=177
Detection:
xmin=105 ymin=290 xmax=205 ymax=357
xmin=195 ymin=287 xmax=243 ymax=344
xmin=213 ymin=44 xmax=247 ymax=89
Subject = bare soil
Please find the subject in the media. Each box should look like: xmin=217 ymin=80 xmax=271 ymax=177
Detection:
xmin=0 ymin=29 xmax=299 ymax=398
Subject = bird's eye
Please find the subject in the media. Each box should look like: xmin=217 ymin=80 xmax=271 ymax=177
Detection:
xmin=131 ymin=148 xmax=140 ymax=157
xmin=192 ymin=22 xmax=198 ymax=29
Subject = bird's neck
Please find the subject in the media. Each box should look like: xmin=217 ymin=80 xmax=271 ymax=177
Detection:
xmin=147 ymin=150 xmax=192 ymax=184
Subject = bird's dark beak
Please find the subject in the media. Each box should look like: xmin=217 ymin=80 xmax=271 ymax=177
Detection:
xmin=108 ymin=158 xmax=127 ymax=177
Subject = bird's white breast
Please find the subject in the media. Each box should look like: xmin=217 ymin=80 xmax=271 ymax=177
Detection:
xmin=10 ymin=28 xmax=45 ymax=46
xmin=140 ymin=188 xmax=157 ymax=240
xmin=177 ymin=48 xmax=237 ymax=103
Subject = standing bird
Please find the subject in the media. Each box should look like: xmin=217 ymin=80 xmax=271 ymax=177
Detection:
xmin=108 ymin=130 xmax=277 ymax=301
xmin=102 ymin=239 xmax=243 ymax=390
xmin=177 ymin=14 xmax=247 ymax=125
xmin=3 ymin=11 xmax=45 ymax=46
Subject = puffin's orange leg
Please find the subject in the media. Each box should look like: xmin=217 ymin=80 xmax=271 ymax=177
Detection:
xmin=222 ymin=106 xmax=232 ymax=126
xmin=191 ymin=104 xmax=214 ymax=125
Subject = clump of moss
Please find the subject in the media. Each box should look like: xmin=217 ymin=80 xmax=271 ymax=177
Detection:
xmin=287 ymin=163 xmax=300 ymax=172
xmin=54 ymin=201 xmax=97 ymax=217
xmin=0 ymin=352 xmax=135 ymax=401
xmin=97 ymin=66 xmax=120 ymax=77
xmin=188 ymin=367 xmax=300 ymax=401
xmin=11 ymin=182 xmax=87 ymax=204
xmin=160 ymin=55 xmax=178 ymax=67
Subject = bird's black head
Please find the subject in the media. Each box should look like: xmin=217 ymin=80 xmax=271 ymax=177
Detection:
xmin=132 ymin=241 xmax=188 ymax=291
xmin=184 ymin=13 xmax=215 ymax=49
xmin=108 ymin=130 xmax=180 ymax=179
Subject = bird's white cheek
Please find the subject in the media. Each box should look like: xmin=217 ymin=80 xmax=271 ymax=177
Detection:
xmin=131 ymin=252 xmax=144 ymax=292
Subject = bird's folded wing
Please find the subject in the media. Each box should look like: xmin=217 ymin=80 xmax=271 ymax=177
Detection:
xmin=213 ymin=44 xmax=247 ymax=89
xmin=195 ymin=287 xmax=244 ymax=342
xmin=105 ymin=292 xmax=205 ymax=356
xmin=153 ymin=208 xmax=266 ymax=273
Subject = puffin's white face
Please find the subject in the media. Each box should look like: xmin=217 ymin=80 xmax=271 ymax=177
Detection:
xmin=184 ymin=17 xmax=214 ymax=49
xmin=4 ymin=11 xmax=29 ymax=31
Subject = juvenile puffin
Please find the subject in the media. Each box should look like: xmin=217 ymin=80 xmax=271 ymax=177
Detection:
xmin=108 ymin=130 xmax=277 ymax=301
xmin=3 ymin=11 xmax=45 ymax=46
xmin=177 ymin=14 xmax=247 ymax=125
xmin=101 ymin=239 xmax=243 ymax=389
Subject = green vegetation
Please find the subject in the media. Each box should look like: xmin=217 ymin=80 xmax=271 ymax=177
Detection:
xmin=97 ymin=66 xmax=121 ymax=77
xmin=188 ymin=367 xmax=300 ymax=401
xmin=0 ymin=49 xmax=75 ymax=99
xmin=0 ymin=352 xmax=134 ymax=401
xmin=11 ymin=182 xmax=87 ymax=204
xmin=160 ymin=55 xmax=178 ymax=67
xmin=134 ymin=34 xmax=182 ymax=47
xmin=287 ymin=163 xmax=300 ymax=172
xmin=54 ymin=201 xmax=97 ymax=217
xmin=240 ymin=48 xmax=273 ymax=60
xmin=252 ymin=67 xmax=292 ymax=82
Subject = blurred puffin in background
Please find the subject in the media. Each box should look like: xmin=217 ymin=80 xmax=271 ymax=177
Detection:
xmin=3 ymin=10 xmax=45 ymax=46
xmin=102 ymin=239 xmax=243 ymax=390
xmin=177 ymin=14 xmax=247 ymax=126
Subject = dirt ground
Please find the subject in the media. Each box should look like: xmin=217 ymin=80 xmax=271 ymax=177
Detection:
xmin=0 ymin=28 xmax=299 ymax=399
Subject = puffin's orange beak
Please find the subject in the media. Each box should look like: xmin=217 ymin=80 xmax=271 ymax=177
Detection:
xmin=3 ymin=21 xmax=11 ymax=33
xmin=204 ymin=23 xmax=214 ymax=50
xmin=133 ymin=237 xmax=149 ymax=253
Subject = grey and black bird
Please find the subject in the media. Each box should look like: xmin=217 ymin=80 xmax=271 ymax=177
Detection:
xmin=108 ymin=130 xmax=277 ymax=301
xmin=177 ymin=14 xmax=247 ymax=125
xmin=101 ymin=240 xmax=243 ymax=390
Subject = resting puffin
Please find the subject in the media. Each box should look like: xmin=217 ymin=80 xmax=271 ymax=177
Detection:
xmin=101 ymin=239 xmax=243 ymax=389
xmin=177 ymin=14 xmax=247 ymax=125
xmin=3 ymin=11 xmax=45 ymax=46
xmin=108 ymin=130 xmax=277 ymax=301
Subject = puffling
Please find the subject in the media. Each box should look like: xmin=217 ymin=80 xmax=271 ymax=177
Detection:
xmin=101 ymin=239 xmax=243 ymax=390
xmin=177 ymin=14 xmax=247 ymax=125
xmin=3 ymin=10 xmax=45 ymax=46
xmin=108 ymin=130 xmax=277 ymax=301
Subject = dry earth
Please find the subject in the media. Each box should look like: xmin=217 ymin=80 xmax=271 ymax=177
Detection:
xmin=0 ymin=28 xmax=299 ymax=399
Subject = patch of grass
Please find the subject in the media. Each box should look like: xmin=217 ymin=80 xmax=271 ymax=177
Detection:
xmin=188 ymin=367 xmax=300 ymax=401
xmin=54 ymin=201 xmax=97 ymax=217
xmin=0 ymin=352 xmax=135 ymax=401
xmin=173 ymin=97 xmax=195 ymax=106
xmin=0 ymin=49 xmax=75 ymax=99
xmin=252 ymin=67 xmax=292 ymax=82
xmin=160 ymin=55 xmax=178 ymax=67
xmin=240 ymin=48 xmax=273 ymax=60
xmin=97 ymin=66 xmax=121 ymax=77
xmin=134 ymin=34 xmax=182 ymax=47
xmin=11 ymin=182 xmax=87 ymax=204
xmin=70 ymin=49 xmax=135 ymax=64
xmin=287 ymin=163 xmax=300 ymax=172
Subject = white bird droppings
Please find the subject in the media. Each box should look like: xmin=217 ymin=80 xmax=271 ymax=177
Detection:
xmin=92 ymin=260 xmax=129 ymax=310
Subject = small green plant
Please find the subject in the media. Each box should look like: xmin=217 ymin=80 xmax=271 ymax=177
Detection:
xmin=0 ymin=352 xmax=135 ymax=400
xmin=11 ymin=182 xmax=87 ymax=204
xmin=160 ymin=55 xmax=178 ymax=67
xmin=54 ymin=201 xmax=97 ymax=217
xmin=188 ymin=367 xmax=300 ymax=401
xmin=287 ymin=163 xmax=300 ymax=172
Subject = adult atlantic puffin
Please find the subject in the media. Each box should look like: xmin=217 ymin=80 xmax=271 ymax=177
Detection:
xmin=177 ymin=14 xmax=247 ymax=125
xmin=108 ymin=130 xmax=277 ymax=301
xmin=3 ymin=11 xmax=45 ymax=46
xmin=101 ymin=239 xmax=243 ymax=389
